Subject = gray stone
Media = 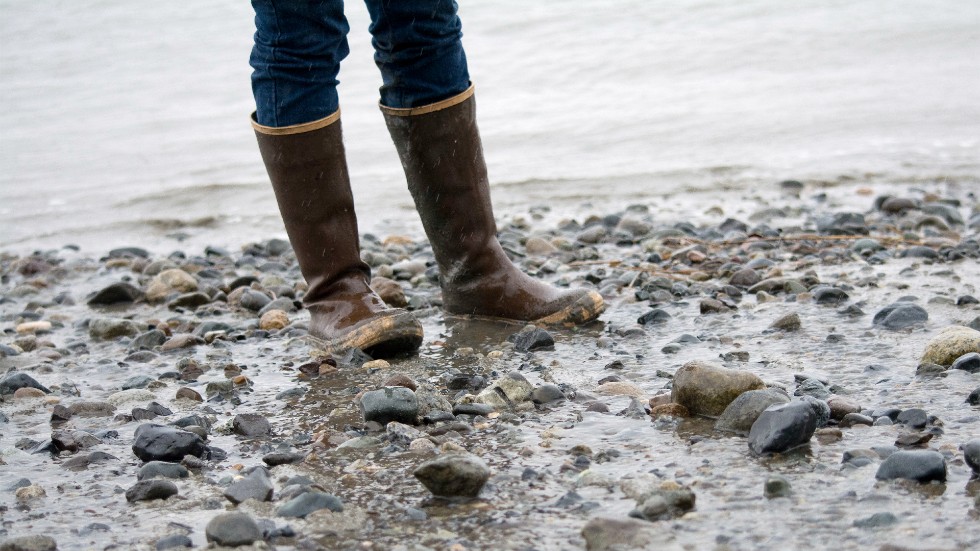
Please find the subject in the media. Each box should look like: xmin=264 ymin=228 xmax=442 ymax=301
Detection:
xmin=476 ymin=372 xmax=534 ymax=410
xmin=671 ymin=361 xmax=765 ymax=417
xmin=360 ymin=387 xmax=419 ymax=425
xmin=531 ymin=384 xmax=566 ymax=404
xmin=138 ymin=461 xmax=189 ymax=480
xmin=511 ymin=327 xmax=555 ymax=352
xmin=748 ymin=401 xmax=817 ymax=455
xmin=125 ymin=479 xmax=178 ymax=502
xmin=0 ymin=535 xmax=58 ymax=551
xmin=812 ymin=286 xmax=849 ymax=305
xmin=951 ymin=352 xmax=980 ymax=373
xmin=232 ymin=413 xmax=271 ymax=437
xmin=262 ymin=452 xmax=305 ymax=466
xmin=764 ymin=475 xmax=792 ymax=498
xmin=413 ymin=452 xmax=490 ymax=497
xmin=205 ymin=512 xmax=262 ymax=547
xmin=962 ymin=439 xmax=980 ymax=475
xmin=223 ymin=467 xmax=273 ymax=504
xmin=896 ymin=408 xmax=928 ymax=429
xmin=769 ymin=313 xmax=801 ymax=332
xmin=88 ymin=317 xmax=141 ymax=339
xmin=581 ymin=517 xmax=682 ymax=551
xmin=239 ymin=290 xmax=272 ymax=312
xmin=853 ymin=512 xmax=899 ymax=528
xmin=0 ymin=372 xmax=50 ymax=396
xmin=873 ymin=302 xmax=929 ymax=330
xmin=715 ymin=388 xmax=790 ymax=435
xmin=87 ymin=282 xmax=144 ymax=306
xmin=276 ymin=490 xmax=344 ymax=518
xmin=132 ymin=424 xmax=206 ymax=462
xmin=875 ymin=450 xmax=947 ymax=482
xmin=795 ymin=378 xmax=831 ymax=400
xmin=154 ymin=534 xmax=193 ymax=550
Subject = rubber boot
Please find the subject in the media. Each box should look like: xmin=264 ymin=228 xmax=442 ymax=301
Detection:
xmin=381 ymin=86 xmax=604 ymax=326
xmin=252 ymin=111 xmax=423 ymax=356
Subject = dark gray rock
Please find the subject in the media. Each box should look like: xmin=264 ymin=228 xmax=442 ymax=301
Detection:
xmin=121 ymin=375 xmax=154 ymax=390
xmin=812 ymin=286 xmax=849 ymax=306
xmin=748 ymin=401 xmax=817 ymax=455
xmin=962 ymin=439 xmax=979 ymax=475
xmin=873 ymin=302 xmax=929 ymax=330
xmin=88 ymin=317 xmax=141 ymax=339
xmin=276 ymin=490 xmax=344 ymax=518
xmin=0 ymin=372 xmax=50 ymax=395
xmin=452 ymin=403 xmax=495 ymax=416
xmin=895 ymin=408 xmax=928 ymax=429
xmin=205 ymin=512 xmax=262 ymax=547
xmin=802 ymin=396 xmax=831 ymax=428
xmin=840 ymin=413 xmax=874 ymax=428
xmin=138 ymin=461 xmax=189 ymax=480
xmin=853 ymin=512 xmax=898 ymax=529
xmin=155 ymin=534 xmax=193 ymax=550
xmin=262 ymin=452 xmax=305 ymax=466
xmin=258 ymin=297 xmax=296 ymax=315
xmin=125 ymin=479 xmax=178 ymax=502
xmin=414 ymin=452 xmax=490 ymax=497
xmin=875 ymin=450 xmax=947 ymax=482
xmin=769 ymin=313 xmax=801 ymax=332
xmin=951 ymin=352 xmax=980 ymax=374
xmin=224 ymin=467 xmax=273 ymax=504
xmin=232 ymin=413 xmax=271 ymax=437
xmin=130 ymin=329 xmax=167 ymax=351
xmin=899 ymin=245 xmax=939 ymax=259
xmin=239 ymin=290 xmax=272 ymax=312
xmin=360 ymin=387 xmax=419 ymax=425
xmin=132 ymin=424 xmax=206 ymax=462
xmin=795 ymin=378 xmax=831 ymax=400
xmin=715 ymin=388 xmax=790 ymax=435
xmin=969 ymin=387 xmax=980 ymax=406
xmin=511 ymin=327 xmax=555 ymax=352
xmin=729 ymin=268 xmax=761 ymax=288
xmin=531 ymin=384 xmax=566 ymax=404
xmin=87 ymin=282 xmax=144 ymax=306
xmin=764 ymin=475 xmax=792 ymax=498
xmin=629 ymin=484 xmax=696 ymax=521
xmin=637 ymin=308 xmax=671 ymax=325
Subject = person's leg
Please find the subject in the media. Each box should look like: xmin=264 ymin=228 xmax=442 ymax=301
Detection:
xmin=250 ymin=0 xmax=422 ymax=356
xmin=367 ymin=1 xmax=604 ymax=325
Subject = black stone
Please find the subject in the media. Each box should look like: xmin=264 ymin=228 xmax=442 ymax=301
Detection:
xmin=155 ymin=534 xmax=193 ymax=550
xmin=125 ymin=479 xmax=178 ymax=502
xmin=748 ymin=401 xmax=817 ymax=455
xmin=875 ymin=450 xmax=946 ymax=482
xmin=87 ymin=282 xmax=144 ymax=306
xmin=899 ymin=245 xmax=939 ymax=259
xmin=452 ymin=402 xmax=495 ymax=416
xmin=968 ymin=387 xmax=980 ymax=406
xmin=232 ymin=413 xmax=272 ymax=437
xmin=511 ymin=328 xmax=555 ymax=352
xmin=224 ymin=467 xmax=274 ymax=504
xmin=360 ymin=387 xmax=419 ymax=425
xmin=812 ymin=287 xmax=849 ymax=306
xmin=895 ymin=408 xmax=929 ymax=429
xmin=138 ymin=461 xmax=190 ymax=480
xmin=263 ymin=452 xmax=306 ymax=466
xmin=853 ymin=512 xmax=898 ymax=528
xmin=205 ymin=512 xmax=262 ymax=547
xmin=108 ymin=246 xmax=150 ymax=258
xmin=951 ymin=352 xmax=980 ymax=374
xmin=0 ymin=372 xmax=50 ymax=395
xmin=132 ymin=423 xmax=206 ymax=462
xmin=872 ymin=302 xmax=929 ymax=330
xmin=637 ymin=308 xmax=671 ymax=325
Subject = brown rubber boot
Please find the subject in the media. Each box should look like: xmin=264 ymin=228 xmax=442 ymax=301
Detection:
xmin=381 ymin=86 xmax=604 ymax=326
xmin=252 ymin=111 xmax=423 ymax=357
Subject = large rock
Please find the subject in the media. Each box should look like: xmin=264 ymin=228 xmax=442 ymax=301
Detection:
xmin=132 ymin=424 xmax=206 ymax=462
xmin=0 ymin=372 xmax=50 ymax=395
xmin=476 ymin=372 xmax=534 ymax=410
xmin=413 ymin=452 xmax=490 ymax=497
xmin=748 ymin=401 xmax=817 ymax=455
xmin=875 ymin=450 xmax=947 ymax=482
xmin=921 ymin=326 xmax=980 ymax=366
xmin=360 ymin=387 xmax=419 ymax=425
xmin=205 ymin=512 xmax=262 ymax=547
xmin=671 ymin=361 xmax=765 ymax=417
xmin=715 ymin=388 xmax=790 ymax=434
xmin=581 ymin=517 xmax=683 ymax=551
xmin=223 ymin=467 xmax=273 ymax=504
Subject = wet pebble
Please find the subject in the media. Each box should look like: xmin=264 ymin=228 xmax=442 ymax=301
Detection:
xmin=873 ymin=301 xmax=929 ymax=330
xmin=812 ymin=286 xmax=849 ymax=306
xmin=840 ymin=413 xmax=874 ymax=428
xmin=276 ymin=490 xmax=343 ymax=518
xmin=531 ymin=384 xmax=566 ymax=404
xmin=205 ymin=512 xmax=262 ymax=547
xmin=580 ymin=517 xmax=680 ymax=551
xmin=895 ymin=408 xmax=928 ymax=429
xmin=715 ymin=388 xmax=790 ymax=434
xmin=671 ymin=360 xmax=765 ymax=417
xmin=769 ymin=312 xmax=801 ymax=332
xmin=510 ymin=327 xmax=555 ymax=352
xmin=87 ymin=282 xmax=144 ymax=306
xmin=232 ymin=413 xmax=271 ymax=437
xmin=962 ymin=439 xmax=980 ymax=475
xmin=920 ymin=325 xmax=980 ymax=366
xmin=853 ymin=512 xmax=898 ymax=529
xmin=239 ymin=289 xmax=271 ymax=312
xmin=763 ymin=475 xmax=792 ymax=498
xmin=125 ymin=479 xmax=178 ymax=502
xmin=262 ymin=452 xmax=305 ymax=466
xmin=132 ymin=424 xmax=206 ymax=462
xmin=154 ymin=534 xmax=193 ymax=550
xmin=360 ymin=387 xmax=419 ymax=425
xmin=968 ymin=387 xmax=980 ymax=406
xmin=875 ymin=449 xmax=947 ymax=482
xmin=0 ymin=372 xmax=50 ymax=395
xmin=88 ymin=317 xmax=141 ymax=339
xmin=476 ymin=372 xmax=533 ymax=410
xmin=138 ymin=461 xmax=189 ymax=480
xmin=951 ymin=352 xmax=980 ymax=373
xmin=414 ymin=452 xmax=490 ymax=498
xmin=224 ymin=467 xmax=273 ymax=504
xmin=748 ymin=400 xmax=818 ymax=455
xmin=0 ymin=535 xmax=58 ymax=551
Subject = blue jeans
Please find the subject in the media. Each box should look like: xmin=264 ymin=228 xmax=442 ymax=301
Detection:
xmin=250 ymin=0 xmax=470 ymax=127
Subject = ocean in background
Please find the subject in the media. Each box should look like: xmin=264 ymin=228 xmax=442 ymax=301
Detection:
xmin=1 ymin=0 xmax=978 ymax=254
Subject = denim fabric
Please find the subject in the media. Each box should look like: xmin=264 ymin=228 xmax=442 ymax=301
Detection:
xmin=251 ymin=0 xmax=470 ymax=127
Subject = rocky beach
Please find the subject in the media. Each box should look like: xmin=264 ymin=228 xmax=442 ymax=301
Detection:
xmin=1 ymin=179 xmax=979 ymax=551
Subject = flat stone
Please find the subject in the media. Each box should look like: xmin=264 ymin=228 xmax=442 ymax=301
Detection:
xmin=132 ymin=424 xmax=206 ymax=462
xmin=205 ymin=512 xmax=262 ymax=547
xmin=232 ymin=413 xmax=271 ymax=437
xmin=0 ymin=372 xmax=50 ymax=395
xmin=223 ymin=467 xmax=273 ymax=504
xmin=413 ymin=452 xmax=490 ymax=497
xmin=125 ymin=479 xmax=178 ymax=502
xmin=138 ymin=461 xmax=190 ymax=480
xmin=87 ymin=282 xmax=144 ymax=306
xmin=671 ymin=360 xmax=765 ymax=417
xmin=360 ymin=387 xmax=419 ymax=425
xmin=276 ymin=490 xmax=344 ymax=518
xmin=875 ymin=450 xmax=947 ymax=482
xmin=581 ymin=516 xmax=683 ymax=551
xmin=748 ymin=400 xmax=817 ymax=455
xmin=873 ymin=302 xmax=929 ymax=330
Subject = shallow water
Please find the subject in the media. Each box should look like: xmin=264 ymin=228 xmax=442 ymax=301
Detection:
xmin=2 ymin=0 xmax=979 ymax=253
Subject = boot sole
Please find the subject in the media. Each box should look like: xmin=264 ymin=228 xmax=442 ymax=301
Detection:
xmin=306 ymin=311 xmax=423 ymax=358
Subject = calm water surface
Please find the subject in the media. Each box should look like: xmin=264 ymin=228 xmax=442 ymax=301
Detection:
xmin=1 ymin=0 xmax=978 ymax=253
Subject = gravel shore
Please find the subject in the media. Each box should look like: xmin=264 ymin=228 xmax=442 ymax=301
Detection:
xmin=2 ymin=180 xmax=978 ymax=550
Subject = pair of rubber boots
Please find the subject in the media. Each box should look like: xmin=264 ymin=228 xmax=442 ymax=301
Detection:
xmin=252 ymin=86 xmax=604 ymax=358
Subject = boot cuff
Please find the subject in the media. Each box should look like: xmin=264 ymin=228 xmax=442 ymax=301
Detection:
xmin=251 ymin=110 xmax=341 ymax=135
xmin=379 ymin=84 xmax=475 ymax=117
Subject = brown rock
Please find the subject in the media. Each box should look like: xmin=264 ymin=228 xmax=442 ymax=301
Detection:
xmin=13 ymin=387 xmax=45 ymax=399
xmin=370 ymin=276 xmax=408 ymax=308
xmin=650 ymin=403 xmax=689 ymax=419
xmin=382 ymin=373 xmax=417 ymax=391
xmin=921 ymin=326 xmax=980 ymax=366
xmin=161 ymin=334 xmax=202 ymax=351
xmin=176 ymin=387 xmax=203 ymax=402
xmin=671 ymin=360 xmax=765 ymax=417
xmin=259 ymin=309 xmax=289 ymax=331
xmin=826 ymin=396 xmax=861 ymax=421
